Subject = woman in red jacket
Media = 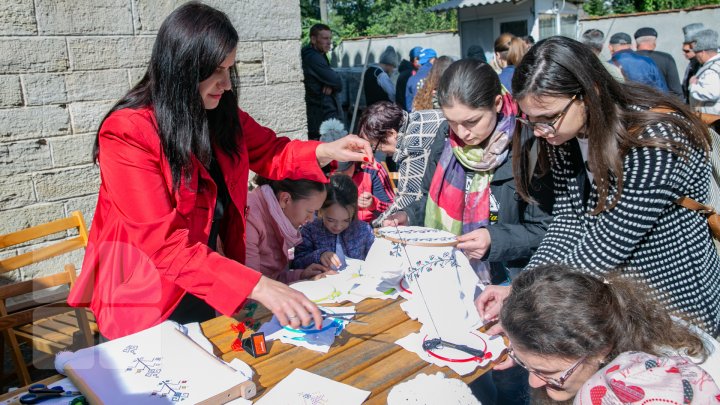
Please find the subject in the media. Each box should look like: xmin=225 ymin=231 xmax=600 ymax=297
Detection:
xmin=67 ymin=2 xmax=372 ymax=339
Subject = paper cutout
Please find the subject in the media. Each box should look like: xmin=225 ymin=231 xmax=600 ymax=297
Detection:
xmin=387 ymin=372 xmax=480 ymax=405
xmin=255 ymin=368 xmax=370 ymax=405
xmin=396 ymin=326 xmax=507 ymax=376
xmin=259 ymin=306 xmax=356 ymax=353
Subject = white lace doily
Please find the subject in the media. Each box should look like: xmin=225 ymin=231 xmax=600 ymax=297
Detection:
xmin=386 ymin=372 xmax=481 ymax=405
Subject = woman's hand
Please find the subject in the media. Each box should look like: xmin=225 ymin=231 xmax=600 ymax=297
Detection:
xmin=475 ymin=285 xmax=511 ymax=323
xmin=316 ymin=134 xmax=373 ymax=167
xmin=320 ymin=252 xmax=342 ymax=270
xmin=248 ymin=276 xmax=323 ymax=329
xmin=358 ymin=192 xmax=373 ymax=209
xmin=381 ymin=211 xmax=408 ymax=227
xmin=456 ymin=228 xmax=491 ymax=259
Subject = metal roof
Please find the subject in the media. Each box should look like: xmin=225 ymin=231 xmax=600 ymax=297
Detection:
xmin=429 ymin=0 xmax=515 ymax=12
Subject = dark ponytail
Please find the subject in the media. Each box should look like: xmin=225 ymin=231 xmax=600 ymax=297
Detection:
xmin=436 ymin=59 xmax=501 ymax=110
xmin=322 ymin=174 xmax=358 ymax=218
xmin=255 ymin=176 xmax=326 ymax=201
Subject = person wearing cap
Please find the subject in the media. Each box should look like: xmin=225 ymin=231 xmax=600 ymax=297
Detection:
xmin=634 ymin=27 xmax=683 ymax=98
xmin=396 ymin=46 xmax=422 ymax=112
xmin=609 ymin=32 xmax=669 ymax=92
xmin=689 ymin=29 xmax=720 ymax=115
xmin=466 ymin=44 xmax=487 ymax=62
xmin=405 ymin=48 xmax=437 ymax=111
xmin=580 ymin=29 xmax=624 ymax=83
xmin=363 ymin=46 xmax=398 ymax=107
xmin=302 ymin=23 xmax=344 ymax=141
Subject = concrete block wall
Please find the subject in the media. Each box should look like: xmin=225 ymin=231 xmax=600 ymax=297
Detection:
xmin=0 ymin=0 xmax=306 ymax=283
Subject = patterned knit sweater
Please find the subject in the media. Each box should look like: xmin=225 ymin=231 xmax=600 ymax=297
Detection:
xmin=528 ymin=115 xmax=720 ymax=336
xmin=374 ymin=109 xmax=445 ymax=226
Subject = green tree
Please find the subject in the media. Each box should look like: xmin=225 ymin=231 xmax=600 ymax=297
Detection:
xmin=301 ymin=0 xmax=456 ymax=40
xmin=583 ymin=0 xmax=720 ymax=16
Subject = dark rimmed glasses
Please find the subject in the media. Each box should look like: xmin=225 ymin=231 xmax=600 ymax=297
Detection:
xmin=507 ymin=347 xmax=586 ymax=388
xmin=516 ymin=94 xmax=579 ymax=136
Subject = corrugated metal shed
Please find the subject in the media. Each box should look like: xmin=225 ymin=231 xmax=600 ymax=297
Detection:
xmin=429 ymin=0 xmax=515 ymax=12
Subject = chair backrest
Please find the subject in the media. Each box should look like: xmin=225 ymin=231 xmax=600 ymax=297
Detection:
xmin=0 ymin=211 xmax=88 ymax=275
xmin=381 ymin=161 xmax=399 ymax=192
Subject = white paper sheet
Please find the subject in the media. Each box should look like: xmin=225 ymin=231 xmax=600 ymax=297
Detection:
xmin=254 ymin=368 xmax=370 ymax=405
xmin=395 ymin=326 xmax=507 ymax=376
xmin=59 ymin=321 xmax=250 ymax=404
xmin=387 ymin=372 xmax=480 ymax=405
xmin=291 ymin=259 xmax=399 ymax=304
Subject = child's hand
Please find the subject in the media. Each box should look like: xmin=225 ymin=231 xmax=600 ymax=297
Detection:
xmin=320 ymin=252 xmax=342 ymax=270
xmin=358 ymin=192 xmax=373 ymax=208
xmin=300 ymin=263 xmax=332 ymax=280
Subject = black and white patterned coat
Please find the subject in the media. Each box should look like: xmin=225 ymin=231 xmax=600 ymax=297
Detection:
xmin=528 ymin=114 xmax=720 ymax=336
xmin=374 ymin=109 xmax=445 ymax=226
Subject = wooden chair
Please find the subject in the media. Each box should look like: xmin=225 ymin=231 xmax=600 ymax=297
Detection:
xmin=381 ymin=161 xmax=399 ymax=193
xmin=0 ymin=211 xmax=95 ymax=386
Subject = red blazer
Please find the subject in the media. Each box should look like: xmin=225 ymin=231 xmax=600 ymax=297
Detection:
xmin=67 ymin=107 xmax=326 ymax=339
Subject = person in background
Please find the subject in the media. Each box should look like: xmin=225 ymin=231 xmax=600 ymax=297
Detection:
xmin=498 ymin=37 xmax=527 ymax=94
xmin=356 ymin=101 xmax=446 ymax=227
xmin=486 ymin=264 xmax=719 ymax=404
xmin=412 ymin=55 xmax=453 ymax=111
xmin=302 ymin=23 xmax=343 ymax=141
xmin=634 ymin=27 xmax=683 ymax=98
xmin=294 ymin=174 xmax=375 ymax=271
xmin=364 ymin=46 xmax=399 ymax=106
xmin=507 ymin=36 xmax=720 ymax=336
xmin=466 ymin=44 xmax=487 ymax=62
xmin=490 ymin=33 xmax=514 ymax=74
xmin=405 ymin=48 xmax=437 ymax=111
xmin=521 ymin=35 xmax=535 ymax=50
xmin=689 ymin=28 xmax=720 ymax=115
xmin=608 ymin=32 xmax=669 ymax=92
xmin=396 ymin=46 xmax=423 ymax=112
xmin=246 ymin=177 xmax=336 ymax=284
xmin=67 ymin=3 xmax=373 ymax=339
xmin=580 ymin=28 xmax=624 ymax=83
xmin=682 ymin=23 xmax=705 ymax=104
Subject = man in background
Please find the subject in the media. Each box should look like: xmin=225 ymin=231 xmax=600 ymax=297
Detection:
xmin=689 ymin=29 xmax=720 ymax=115
xmin=634 ymin=27 xmax=682 ymax=98
xmin=364 ymin=47 xmax=398 ymax=106
xmin=396 ymin=46 xmax=422 ymax=112
xmin=609 ymin=32 xmax=668 ymax=92
xmin=302 ymin=24 xmax=343 ymax=140
xmin=581 ymin=29 xmax=624 ymax=83
xmin=682 ymin=23 xmax=705 ymax=104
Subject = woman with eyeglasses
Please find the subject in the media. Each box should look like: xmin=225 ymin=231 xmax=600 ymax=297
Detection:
xmin=477 ymin=36 xmax=720 ymax=338
xmin=500 ymin=264 xmax=719 ymax=403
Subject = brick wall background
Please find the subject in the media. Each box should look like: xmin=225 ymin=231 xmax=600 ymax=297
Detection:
xmin=0 ymin=0 xmax=307 ymax=283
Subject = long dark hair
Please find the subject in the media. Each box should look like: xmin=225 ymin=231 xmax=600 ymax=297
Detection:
xmin=511 ymin=36 xmax=710 ymax=213
xmin=322 ymin=174 xmax=359 ymax=218
xmin=437 ymin=59 xmax=501 ymax=109
xmin=93 ymin=2 xmax=241 ymax=190
xmin=501 ymin=264 xmax=707 ymax=364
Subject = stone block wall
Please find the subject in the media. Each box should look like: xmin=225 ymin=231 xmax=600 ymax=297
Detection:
xmin=0 ymin=0 xmax=306 ymax=283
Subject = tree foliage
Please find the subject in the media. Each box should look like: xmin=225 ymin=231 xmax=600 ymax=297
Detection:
xmin=300 ymin=0 xmax=456 ymax=44
xmin=583 ymin=0 xmax=720 ymax=16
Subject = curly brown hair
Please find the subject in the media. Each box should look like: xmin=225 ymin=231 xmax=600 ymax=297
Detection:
xmin=412 ymin=56 xmax=453 ymax=111
xmin=501 ymin=264 xmax=708 ymax=363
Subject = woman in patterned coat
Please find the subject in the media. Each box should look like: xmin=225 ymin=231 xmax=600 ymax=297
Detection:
xmin=477 ymin=36 xmax=720 ymax=337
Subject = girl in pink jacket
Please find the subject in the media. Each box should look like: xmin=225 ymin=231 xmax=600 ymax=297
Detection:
xmin=245 ymin=177 xmax=335 ymax=283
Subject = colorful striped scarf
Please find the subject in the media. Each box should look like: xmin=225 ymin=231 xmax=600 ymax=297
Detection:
xmin=425 ymin=113 xmax=515 ymax=235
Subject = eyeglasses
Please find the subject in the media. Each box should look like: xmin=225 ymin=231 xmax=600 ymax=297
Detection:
xmin=682 ymin=48 xmax=694 ymax=53
xmin=507 ymin=347 xmax=586 ymax=388
xmin=516 ymin=94 xmax=579 ymax=135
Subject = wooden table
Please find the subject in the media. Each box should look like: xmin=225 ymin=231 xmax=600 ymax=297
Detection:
xmin=201 ymin=297 xmax=498 ymax=404
xmin=0 ymin=297 xmax=499 ymax=404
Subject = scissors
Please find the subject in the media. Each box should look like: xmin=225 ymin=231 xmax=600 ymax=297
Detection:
xmin=19 ymin=384 xmax=82 ymax=404
xmin=319 ymin=309 xmax=370 ymax=325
